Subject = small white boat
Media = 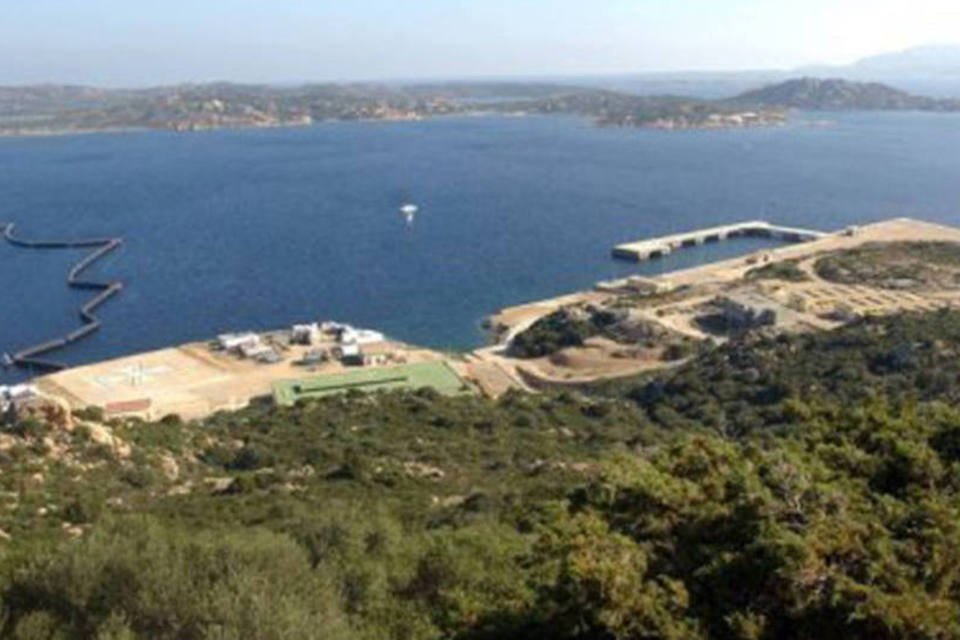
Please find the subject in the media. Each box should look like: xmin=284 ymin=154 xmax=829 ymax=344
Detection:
xmin=400 ymin=203 xmax=418 ymax=224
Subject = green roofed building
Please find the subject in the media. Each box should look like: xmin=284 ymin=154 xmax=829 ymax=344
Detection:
xmin=273 ymin=361 xmax=470 ymax=406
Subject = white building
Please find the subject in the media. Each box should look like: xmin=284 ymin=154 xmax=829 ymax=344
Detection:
xmin=320 ymin=321 xmax=347 ymax=334
xmin=339 ymin=343 xmax=361 ymax=358
xmin=240 ymin=342 xmax=274 ymax=360
xmin=338 ymin=326 xmax=385 ymax=346
xmin=217 ymin=332 xmax=261 ymax=352
xmin=335 ymin=342 xmax=365 ymax=366
xmin=318 ymin=322 xmax=385 ymax=345
xmin=291 ymin=323 xmax=320 ymax=345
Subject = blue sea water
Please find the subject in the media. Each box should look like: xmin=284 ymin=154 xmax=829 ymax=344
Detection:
xmin=2 ymin=111 xmax=960 ymax=382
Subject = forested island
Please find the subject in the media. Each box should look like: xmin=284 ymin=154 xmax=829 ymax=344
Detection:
xmin=1 ymin=77 xmax=958 ymax=136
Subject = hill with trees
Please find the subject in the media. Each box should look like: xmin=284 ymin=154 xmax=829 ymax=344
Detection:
xmin=728 ymin=77 xmax=960 ymax=111
xmin=3 ymin=76 xmax=959 ymax=136
xmin=3 ymin=311 xmax=960 ymax=637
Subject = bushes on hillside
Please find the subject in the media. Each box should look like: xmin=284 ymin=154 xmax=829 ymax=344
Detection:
xmin=510 ymin=405 xmax=960 ymax=639
xmin=1 ymin=517 xmax=352 ymax=640
xmin=7 ymin=311 xmax=960 ymax=637
xmin=509 ymin=310 xmax=597 ymax=359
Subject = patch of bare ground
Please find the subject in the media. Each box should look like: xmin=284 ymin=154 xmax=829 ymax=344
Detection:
xmin=519 ymin=336 xmax=675 ymax=385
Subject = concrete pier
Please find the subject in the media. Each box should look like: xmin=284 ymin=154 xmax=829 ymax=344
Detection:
xmin=611 ymin=220 xmax=827 ymax=262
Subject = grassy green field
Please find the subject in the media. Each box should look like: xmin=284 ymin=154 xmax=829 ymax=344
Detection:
xmin=273 ymin=361 xmax=469 ymax=405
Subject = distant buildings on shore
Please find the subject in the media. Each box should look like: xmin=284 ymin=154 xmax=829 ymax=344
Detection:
xmin=215 ymin=321 xmax=387 ymax=368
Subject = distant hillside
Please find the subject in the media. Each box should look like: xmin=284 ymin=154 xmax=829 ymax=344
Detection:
xmin=792 ymin=46 xmax=960 ymax=97
xmin=507 ymin=89 xmax=786 ymax=129
xmin=729 ymin=77 xmax=960 ymax=111
xmin=852 ymin=45 xmax=960 ymax=76
xmin=0 ymin=83 xmax=467 ymax=135
xmin=0 ymin=76 xmax=958 ymax=137
xmin=0 ymin=81 xmax=786 ymax=135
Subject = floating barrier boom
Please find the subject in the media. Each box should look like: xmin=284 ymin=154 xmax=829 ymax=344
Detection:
xmin=1 ymin=222 xmax=124 ymax=372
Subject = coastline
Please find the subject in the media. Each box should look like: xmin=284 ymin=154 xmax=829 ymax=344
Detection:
xmin=18 ymin=216 xmax=960 ymax=421
xmin=0 ymin=109 xmax=791 ymax=140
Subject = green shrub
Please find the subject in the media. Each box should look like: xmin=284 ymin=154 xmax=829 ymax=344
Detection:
xmin=73 ymin=406 xmax=105 ymax=422
xmin=745 ymin=259 xmax=809 ymax=282
xmin=62 ymin=491 xmax=105 ymax=524
xmin=1 ymin=516 xmax=353 ymax=640
xmin=228 ymin=445 xmax=266 ymax=471
xmin=509 ymin=310 xmax=596 ymax=358
xmin=8 ymin=419 xmax=50 ymax=440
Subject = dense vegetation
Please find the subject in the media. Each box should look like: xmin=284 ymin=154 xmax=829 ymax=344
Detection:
xmin=508 ymin=306 xmax=688 ymax=360
xmin=592 ymin=309 xmax=960 ymax=434
xmin=815 ymin=241 xmax=960 ymax=290
xmin=5 ymin=311 xmax=960 ymax=637
xmin=508 ymin=309 xmax=603 ymax=358
xmin=729 ymin=77 xmax=960 ymax=111
xmin=745 ymin=259 xmax=809 ymax=282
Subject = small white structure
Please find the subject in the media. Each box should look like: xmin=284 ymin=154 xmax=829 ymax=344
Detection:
xmin=256 ymin=349 xmax=283 ymax=364
xmin=320 ymin=321 xmax=344 ymax=334
xmin=339 ymin=343 xmax=361 ymax=358
xmin=335 ymin=342 xmax=365 ymax=366
xmin=323 ymin=322 xmax=385 ymax=346
xmin=344 ymin=328 xmax=385 ymax=346
xmin=217 ymin=332 xmax=261 ymax=352
xmin=400 ymin=203 xmax=418 ymax=225
xmin=291 ymin=323 xmax=320 ymax=346
xmin=300 ymin=349 xmax=328 ymax=366
xmin=240 ymin=342 xmax=274 ymax=360
xmin=1 ymin=384 xmax=36 ymax=413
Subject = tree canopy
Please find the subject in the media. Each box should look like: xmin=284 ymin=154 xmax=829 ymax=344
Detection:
xmin=4 ymin=311 xmax=960 ymax=638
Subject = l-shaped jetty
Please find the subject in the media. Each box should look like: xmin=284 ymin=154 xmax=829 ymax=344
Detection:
xmin=611 ymin=220 xmax=826 ymax=261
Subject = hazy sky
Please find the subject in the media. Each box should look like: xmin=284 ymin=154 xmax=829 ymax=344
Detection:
xmin=2 ymin=0 xmax=960 ymax=86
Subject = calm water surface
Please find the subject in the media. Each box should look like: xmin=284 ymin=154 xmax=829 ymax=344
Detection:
xmin=2 ymin=112 xmax=960 ymax=382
